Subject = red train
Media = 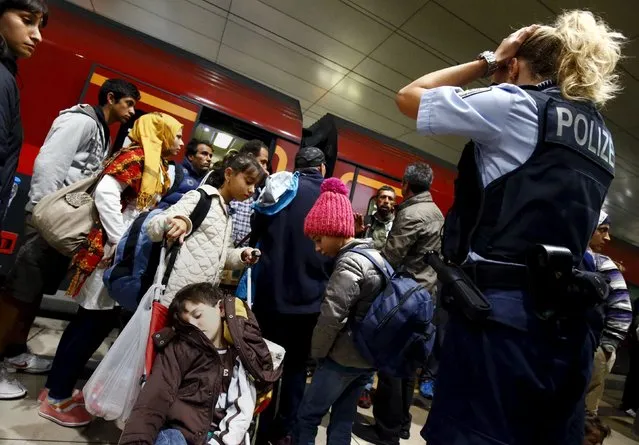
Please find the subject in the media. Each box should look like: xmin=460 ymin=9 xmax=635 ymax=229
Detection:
xmin=3 ymin=1 xmax=638 ymax=285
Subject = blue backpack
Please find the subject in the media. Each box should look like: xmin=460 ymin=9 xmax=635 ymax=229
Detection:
xmin=350 ymin=249 xmax=436 ymax=378
xmin=104 ymin=189 xmax=212 ymax=311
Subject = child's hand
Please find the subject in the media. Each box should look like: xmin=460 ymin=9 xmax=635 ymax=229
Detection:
xmin=165 ymin=217 xmax=188 ymax=243
xmin=241 ymin=248 xmax=261 ymax=265
xmin=97 ymin=243 xmax=116 ymax=269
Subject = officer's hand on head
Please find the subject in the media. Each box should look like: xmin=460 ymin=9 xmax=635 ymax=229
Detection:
xmin=495 ymin=25 xmax=541 ymax=66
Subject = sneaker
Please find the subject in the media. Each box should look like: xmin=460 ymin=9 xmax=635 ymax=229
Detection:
xmin=0 ymin=365 xmax=26 ymax=400
xmin=358 ymin=389 xmax=373 ymax=409
xmin=37 ymin=388 xmax=84 ymax=404
xmin=38 ymin=397 xmax=92 ymax=427
xmin=399 ymin=429 xmax=410 ymax=440
xmin=5 ymin=352 xmax=52 ymax=374
xmin=419 ymin=380 xmax=435 ymax=399
xmin=626 ymin=408 xmax=637 ymax=418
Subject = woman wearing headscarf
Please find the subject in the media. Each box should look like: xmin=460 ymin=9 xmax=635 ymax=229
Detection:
xmin=38 ymin=112 xmax=184 ymax=428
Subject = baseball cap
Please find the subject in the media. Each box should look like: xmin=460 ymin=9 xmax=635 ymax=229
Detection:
xmin=295 ymin=146 xmax=325 ymax=169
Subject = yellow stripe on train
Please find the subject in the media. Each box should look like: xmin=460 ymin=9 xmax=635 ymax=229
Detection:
xmin=90 ymin=73 xmax=198 ymax=122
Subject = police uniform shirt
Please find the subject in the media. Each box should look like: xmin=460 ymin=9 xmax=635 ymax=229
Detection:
xmin=417 ymin=82 xmax=614 ymax=265
xmin=417 ymin=83 xmax=546 ymax=187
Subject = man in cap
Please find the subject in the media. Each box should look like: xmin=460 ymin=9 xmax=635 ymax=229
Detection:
xmin=584 ymin=211 xmax=632 ymax=417
xmin=251 ymin=147 xmax=333 ymax=445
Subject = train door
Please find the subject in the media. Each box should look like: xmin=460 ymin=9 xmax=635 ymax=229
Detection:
xmin=191 ymin=106 xmax=278 ymax=169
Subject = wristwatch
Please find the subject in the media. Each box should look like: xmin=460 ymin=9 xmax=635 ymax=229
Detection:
xmin=477 ymin=51 xmax=498 ymax=78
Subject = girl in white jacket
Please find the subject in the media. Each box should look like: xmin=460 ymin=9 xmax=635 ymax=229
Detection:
xmin=147 ymin=153 xmax=263 ymax=307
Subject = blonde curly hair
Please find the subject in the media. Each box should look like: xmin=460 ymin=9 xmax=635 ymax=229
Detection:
xmin=517 ymin=10 xmax=626 ymax=107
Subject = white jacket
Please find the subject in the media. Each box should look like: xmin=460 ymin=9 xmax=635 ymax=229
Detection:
xmin=147 ymin=185 xmax=245 ymax=306
xmin=76 ymin=175 xmax=143 ymax=311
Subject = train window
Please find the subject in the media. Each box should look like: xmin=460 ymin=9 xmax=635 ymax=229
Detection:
xmin=192 ymin=122 xmax=247 ymax=164
xmin=365 ymin=196 xmax=377 ymax=217
xmin=350 ymin=167 xmax=402 ymax=214
xmin=195 ymin=106 xmax=276 ymax=165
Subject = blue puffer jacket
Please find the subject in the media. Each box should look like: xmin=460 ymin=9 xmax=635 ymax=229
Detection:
xmin=158 ymin=158 xmax=206 ymax=210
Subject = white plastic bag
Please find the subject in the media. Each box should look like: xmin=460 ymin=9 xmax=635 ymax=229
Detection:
xmin=83 ymin=247 xmax=170 ymax=422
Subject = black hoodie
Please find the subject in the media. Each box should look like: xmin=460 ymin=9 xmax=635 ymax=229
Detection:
xmin=0 ymin=52 xmax=21 ymax=227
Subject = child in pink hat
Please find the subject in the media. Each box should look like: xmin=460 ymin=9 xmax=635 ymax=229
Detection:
xmin=297 ymin=178 xmax=385 ymax=443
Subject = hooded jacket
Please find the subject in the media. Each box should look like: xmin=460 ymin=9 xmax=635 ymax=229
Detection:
xmin=120 ymin=297 xmax=283 ymax=445
xmin=311 ymin=239 xmax=384 ymax=369
xmin=27 ymin=104 xmax=110 ymax=211
xmin=251 ymin=168 xmax=333 ymax=315
xmin=0 ymin=55 xmax=21 ymax=225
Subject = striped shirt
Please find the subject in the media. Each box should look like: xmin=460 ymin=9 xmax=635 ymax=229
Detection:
xmin=584 ymin=249 xmax=633 ymax=349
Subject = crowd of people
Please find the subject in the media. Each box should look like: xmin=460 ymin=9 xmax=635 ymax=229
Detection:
xmin=0 ymin=1 xmax=633 ymax=445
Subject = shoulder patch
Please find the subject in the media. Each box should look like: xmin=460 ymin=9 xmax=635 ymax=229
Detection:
xmin=458 ymin=87 xmax=492 ymax=99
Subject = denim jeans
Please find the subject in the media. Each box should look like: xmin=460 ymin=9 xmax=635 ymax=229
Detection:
xmin=297 ymin=358 xmax=373 ymax=444
xmin=155 ymin=428 xmax=187 ymax=445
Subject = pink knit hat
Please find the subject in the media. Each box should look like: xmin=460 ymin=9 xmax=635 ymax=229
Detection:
xmin=304 ymin=178 xmax=355 ymax=238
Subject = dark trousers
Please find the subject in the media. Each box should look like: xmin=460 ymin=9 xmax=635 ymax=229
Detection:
xmin=254 ymin=311 xmax=318 ymax=443
xmin=296 ymin=359 xmax=372 ymax=444
xmin=423 ymin=289 xmax=599 ymax=445
xmin=46 ymin=306 xmax=120 ymax=400
xmin=372 ymin=373 xmax=415 ymax=440
xmin=422 ymin=307 xmax=448 ymax=382
xmin=623 ymin=324 xmax=639 ymax=411
xmin=0 ymin=216 xmax=69 ymax=357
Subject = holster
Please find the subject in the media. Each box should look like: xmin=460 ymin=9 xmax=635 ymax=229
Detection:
xmin=425 ymin=252 xmax=492 ymax=322
xmin=526 ymin=245 xmax=609 ymax=318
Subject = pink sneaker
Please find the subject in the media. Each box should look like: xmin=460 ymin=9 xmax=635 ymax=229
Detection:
xmin=38 ymin=397 xmax=92 ymax=427
xmin=37 ymin=388 xmax=84 ymax=404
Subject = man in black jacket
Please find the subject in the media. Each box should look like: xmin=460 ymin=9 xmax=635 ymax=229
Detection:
xmin=252 ymin=147 xmax=333 ymax=445
xmin=0 ymin=0 xmax=47 ymax=224
xmin=0 ymin=0 xmax=47 ymax=400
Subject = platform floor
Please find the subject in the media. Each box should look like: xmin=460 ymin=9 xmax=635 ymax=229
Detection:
xmin=0 ymin=317 xmax=637 ymax=445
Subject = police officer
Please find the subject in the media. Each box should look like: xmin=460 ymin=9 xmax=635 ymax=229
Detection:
xmin=395 ymin=10 xmax=626 ymax=445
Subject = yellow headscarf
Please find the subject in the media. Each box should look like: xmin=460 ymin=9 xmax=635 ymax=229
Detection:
xmin=128 ymin=112 xmax=183 ymax=209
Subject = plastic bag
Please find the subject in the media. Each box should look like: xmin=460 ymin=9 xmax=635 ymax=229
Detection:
xmin=83 ymin=272 xmax=161 ymax=421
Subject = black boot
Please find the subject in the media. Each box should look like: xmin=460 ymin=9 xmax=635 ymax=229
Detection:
xmin=352 ymin=423 xmax=399 ymax=445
